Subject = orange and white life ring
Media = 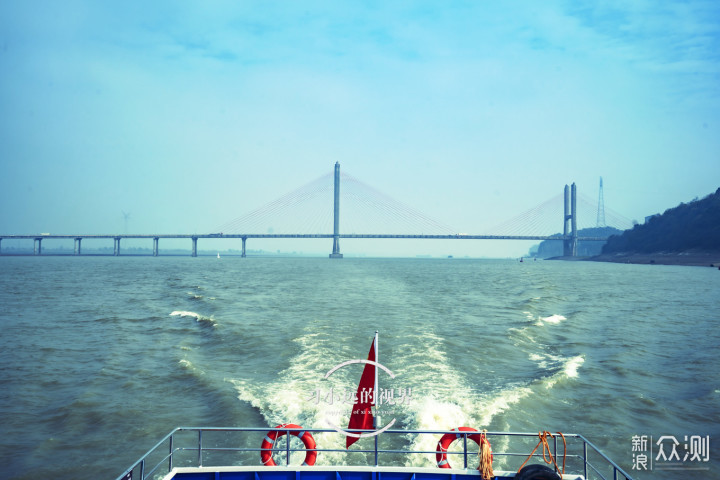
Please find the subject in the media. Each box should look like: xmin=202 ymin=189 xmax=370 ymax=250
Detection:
xmin=260 ymin=423 xmax=317 ymax=466
xmin=436 ymin=427 xmax=492 ymax=469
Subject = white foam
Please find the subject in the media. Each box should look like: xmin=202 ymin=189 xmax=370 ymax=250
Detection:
xmin=170 ymin=310 xmax=217 ymax=326
xmin=229 ymin=331 xmax=358 ymax=466
xmin=230 ymin=378 xmax=355 ymax=466
xmin=563 ymin=355 xmax=584 ymax=378
xmin=400 ymin=352 xmax=584 ymax=467
xmin=391 ymin=332 xmax=534 ymax=468
xmin=477 ymin=386 xmax=534 ymax=426
xmin=229 ymin=329 xmax=583 ymax=468
xmin=534 ymin=314 xmax=566 ymax=326
xmin=542 ymin=355 xmax=585 ymax=389
xmin=402 ymin=396 xmax=473 ymax=467
xmin=228 ymin=330 xmax=480 ymax=466
xmin=179 ymin=358 xmax=206 ymax=376
xmin=542 ymin=314 xmax=566 ymax=324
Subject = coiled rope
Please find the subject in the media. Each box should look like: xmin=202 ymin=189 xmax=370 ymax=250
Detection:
xmin=518 ymin=431 xmax=566 ymax=476
xmin=477 ymin=429 xmax=494 ymax=480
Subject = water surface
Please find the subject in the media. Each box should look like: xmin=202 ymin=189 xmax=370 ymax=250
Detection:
xmin=0 ymin=256 xmax=718 ymax=479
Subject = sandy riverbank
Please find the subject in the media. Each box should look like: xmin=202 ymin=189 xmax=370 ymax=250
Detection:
xmin=587 ymin=251 xmax=720 ymax=267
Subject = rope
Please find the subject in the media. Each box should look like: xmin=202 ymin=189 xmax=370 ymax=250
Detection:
xmin=517 ymin=431 xmax=566 ymax=476
xmin=477 ymin=430 xmax=494 ymax=480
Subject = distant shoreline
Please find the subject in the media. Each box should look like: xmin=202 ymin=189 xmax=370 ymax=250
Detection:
xmin=551 ymin=252 xmax=720 ymax=267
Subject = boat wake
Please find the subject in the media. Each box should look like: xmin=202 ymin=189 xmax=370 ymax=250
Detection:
xmin=228 ymin=326 xmax=585 ymax=469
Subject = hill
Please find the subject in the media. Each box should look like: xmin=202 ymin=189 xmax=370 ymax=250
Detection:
xmin=602 ymin=188 xmax=720 ymax=254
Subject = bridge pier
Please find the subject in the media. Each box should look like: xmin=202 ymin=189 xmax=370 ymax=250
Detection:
xmin=241 ymin=237 xmax=247 ymax=258
xmin=34 ymin=238 xmax=42 ymax=255
xmin=114 ymin=237 xmax=121 ymax=256
xmin=74 ymin=238 xmax=82 ymax=255
xmin=192 ymin=237 xmax=198 ymax=257
xmin=329 ymin=161 xmax=343 ymax=258
xmin=153 ymin=237 xmax=159 ymax=257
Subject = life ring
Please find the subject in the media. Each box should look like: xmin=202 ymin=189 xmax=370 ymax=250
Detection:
xmin=260 ymin=423 xmax=317 ymax=466
xmin=435 ymin=427 xmax=492 ymax=469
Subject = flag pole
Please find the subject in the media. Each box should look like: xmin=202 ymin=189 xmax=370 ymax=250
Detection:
xmin=374 ymin=330 xmax=379 ymax=428
xmin=374 ymin=330 xmax=379 ymax=466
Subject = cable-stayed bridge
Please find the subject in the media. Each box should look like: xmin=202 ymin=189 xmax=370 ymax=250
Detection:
xmin=0 ymin=163 xmax=633 ymax=257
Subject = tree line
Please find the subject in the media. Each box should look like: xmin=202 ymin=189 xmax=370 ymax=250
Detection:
xmin=602 ymin=188 xmax=720 ymax=253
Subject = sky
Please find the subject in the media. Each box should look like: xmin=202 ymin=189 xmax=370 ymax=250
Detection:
xmin=1 ymin=0 xmax=719 ymax=257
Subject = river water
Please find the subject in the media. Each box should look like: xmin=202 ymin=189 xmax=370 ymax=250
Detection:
xmin=0 ymin=256 xmax=718 ymax=479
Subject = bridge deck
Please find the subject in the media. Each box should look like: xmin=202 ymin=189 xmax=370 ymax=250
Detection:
xmin=0 ymin=234 xmax=608 ymax=241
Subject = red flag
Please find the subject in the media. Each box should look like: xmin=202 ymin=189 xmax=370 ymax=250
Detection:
xmin=346 ymin=338 xmax=376 ymax=448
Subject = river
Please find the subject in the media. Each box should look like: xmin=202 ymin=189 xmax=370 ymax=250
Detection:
xmin=0 ymin=256 xmax=717 ymax=479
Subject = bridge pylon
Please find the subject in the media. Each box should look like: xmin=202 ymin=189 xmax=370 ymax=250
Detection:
xmin=329 ymin=161 xmax=343 ymax=258
xmin=563 ymin=183 xmax=578 ymax=256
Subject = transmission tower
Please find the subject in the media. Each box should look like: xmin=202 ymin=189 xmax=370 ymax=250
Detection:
xmin=596 ymin=177 xmax=606 ymax=227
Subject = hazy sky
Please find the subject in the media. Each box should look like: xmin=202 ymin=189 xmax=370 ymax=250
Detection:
xmin=1 ymin=1 xmax=718 ymax=257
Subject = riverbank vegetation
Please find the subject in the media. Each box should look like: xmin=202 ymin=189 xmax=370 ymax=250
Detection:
xmin=603 ymin=188 xmax=720 ymax=254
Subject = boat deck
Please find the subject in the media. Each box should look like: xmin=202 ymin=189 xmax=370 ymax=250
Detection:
xmin=116 ymin=427 xmax=632 ymax=480
xmin=162 ymin=465 xmax=585 ymax=480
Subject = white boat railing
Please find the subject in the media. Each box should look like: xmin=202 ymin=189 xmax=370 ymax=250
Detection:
xmin=114 ymin=427 xmax=633 ymax=480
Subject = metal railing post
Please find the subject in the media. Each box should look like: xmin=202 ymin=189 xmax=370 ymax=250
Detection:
xmin=169 ymin=434 xmax=174 ymax=472
xmin=583 ymin=440 xmax=588 ymax=479
xmin=463 ymin=433 xmax=468 ymax=469
xmin=374 ymin=434 xmax=379 ymax=466
xmin=198 ymin=430 xmax=203 ymax=467
xmin=140 ymin=459 xmax=145 ymax=480
xmin=286 ymin=429 xmax=290 ymax=466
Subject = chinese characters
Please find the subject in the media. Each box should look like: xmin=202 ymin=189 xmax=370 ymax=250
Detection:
xmin=307 ymin=387 xmax=413 ymax=406
xmin=631 ymin=434 xmax=710 ymax=471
